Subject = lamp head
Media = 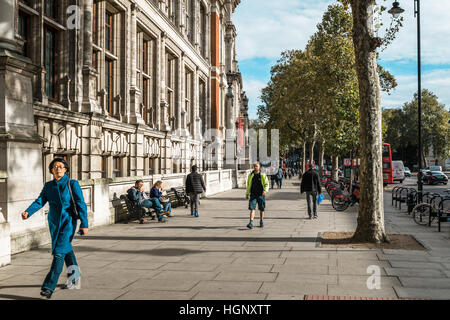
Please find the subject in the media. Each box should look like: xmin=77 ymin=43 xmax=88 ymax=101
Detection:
xmin=388 ymin=1 xmax=404 ymax=18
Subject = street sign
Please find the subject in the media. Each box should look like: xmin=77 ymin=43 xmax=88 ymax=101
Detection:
xmin=344 ymin=158 xmax=351 ymax=166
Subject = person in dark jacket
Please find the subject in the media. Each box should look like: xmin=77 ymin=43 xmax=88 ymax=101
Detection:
xmin=128 ymin=180 xmax=167 ymax=223
xmin=21 ymin=158 xmax=88 ymax=299
xmin=150 ymin=181 xmax=172 ymax=216
xmin=185 ymin=165 xmax=206 ymax=217
xmin=300 ymin=165 xmax=322 ymax=219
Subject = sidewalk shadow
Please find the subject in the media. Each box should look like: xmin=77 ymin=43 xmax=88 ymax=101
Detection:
xmin=140 ymin=226 xmax=238 ymax=230
xmin=0 ymin=293 xmax=41 ymax=300
xmin=76 ymin=235 xmax=318 ymax=243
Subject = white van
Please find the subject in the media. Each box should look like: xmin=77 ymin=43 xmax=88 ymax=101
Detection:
xmin=392 ymin=160 xmax=406 ymax=183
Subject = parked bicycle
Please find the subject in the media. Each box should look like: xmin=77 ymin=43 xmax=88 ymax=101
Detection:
xmin=412 ymin=190 xmax=450 ymax=231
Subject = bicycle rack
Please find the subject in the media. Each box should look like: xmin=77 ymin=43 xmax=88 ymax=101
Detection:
xmin=406 ymin=188 xmax=418 ymax=215
xmin=394 ymin=187 xmax=408 ymax=208
xmin=398 ymin=188 xmax=410 ymax=210
xmin=392 ymin=186 xmax=401 ymax=206
xmin=438 ymin=198 xmax=450 ymax=232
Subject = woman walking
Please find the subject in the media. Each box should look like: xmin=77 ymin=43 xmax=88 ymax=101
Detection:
xmin=21 ymin=158 xmax=88 ymax=299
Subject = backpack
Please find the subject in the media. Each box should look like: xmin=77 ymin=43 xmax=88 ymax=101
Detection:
xmin=277 ymin=169 xmax=283 ymax=179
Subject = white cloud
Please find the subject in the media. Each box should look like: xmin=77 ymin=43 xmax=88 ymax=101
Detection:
xmin=379 ymin=0 xmax=450 ymax=65
xmin=242 ymin=78 xmax=268 ymax=118
xmin=234 ymin=0 xmax=334 ymax=60
xmin=234 ymin=0 xmax=450 ymax=118
xmin=382 ymin=69 xmax=450 ymax=109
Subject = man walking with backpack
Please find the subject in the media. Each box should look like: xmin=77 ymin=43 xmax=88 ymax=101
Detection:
xmin=300 ymin=164 xmax=322 ymax=219
xmin=246 ymin=162 xmax=269 ymax=229
xmin=277 ymin=167 xmax=283 ymax=189
xmin=186 ymin=165 xmax=206 ymax=217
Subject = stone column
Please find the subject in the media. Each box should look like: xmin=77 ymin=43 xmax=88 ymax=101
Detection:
xmin=206 ymin=10 xmax=211 ymax=63
xmin=0 ymin=0 xmax=47 ymax=256
xmin=129 ymin=3 xmax=144 ymax=125
xmin=0 ymin=0 xmax=17 ymax=52
xmin=194 ymin=67 xmax=201 ymax=140
xmin=179 ymin=52 xmax=187 ymax=136
xmin=82 ymin=0 xmax=101 ymax=113
xmin=159 ymin=0 xmax=166 ymax=12
xmin=154 ymin=38 xmax=161 ymax=131
xmin=160 ymin=32 xmax=170 ymax=131
xmin=0 ymin=174 xmax=11 ymax=267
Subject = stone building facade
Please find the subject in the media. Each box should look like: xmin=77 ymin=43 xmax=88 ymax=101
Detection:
xmin=0 ymin=0 xmax=250 ymax=266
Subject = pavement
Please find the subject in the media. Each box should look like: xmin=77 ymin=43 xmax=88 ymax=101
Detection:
xmin=1 ymin=178 xmax=450 ymax=300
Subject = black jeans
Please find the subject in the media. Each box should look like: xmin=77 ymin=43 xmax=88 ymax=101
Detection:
xmin=306 ymin=191 xmax=318 ymax=217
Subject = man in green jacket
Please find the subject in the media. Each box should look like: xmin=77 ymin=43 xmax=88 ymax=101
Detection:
xmin=246 ymin=162 xmax=269 ymax=229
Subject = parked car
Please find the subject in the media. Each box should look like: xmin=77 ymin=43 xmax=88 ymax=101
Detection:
xmin=428 ymin=165 xmax=442 ymax=172
xmin=404 ymin=167 xmax=411 ymax=177
xmin=392 ymin=160 xmax=406 ymax=183
xmin=422 ymin=171 xmax=448 ymax=185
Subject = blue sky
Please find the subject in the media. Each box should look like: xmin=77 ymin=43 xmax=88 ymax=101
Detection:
xmin=234 ymin=0 xmax=450 ymax=119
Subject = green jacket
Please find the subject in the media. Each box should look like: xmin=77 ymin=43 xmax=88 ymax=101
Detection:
xmin=246 ymin=171 xmax=269 ymax=197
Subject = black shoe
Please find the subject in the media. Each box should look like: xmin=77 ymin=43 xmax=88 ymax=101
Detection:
xmin=40 ymin=289 xmax=53 ymax=299
xmin=139 ymin=218 xmax=144 ymax=224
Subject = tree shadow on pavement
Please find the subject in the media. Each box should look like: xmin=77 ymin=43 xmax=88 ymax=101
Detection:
xmin=75 ymin=235 xmax=318 ymax=243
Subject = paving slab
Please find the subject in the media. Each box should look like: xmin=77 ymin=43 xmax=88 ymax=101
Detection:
xmin=215 ymin=264 xmax=274 ymax=273
xmin=394 ymin=287 xmax=450 ymax=300
xmin=191 ymin=280 xmax=263 ymax=294
xmin=384 ymin=267 xmax=447 ymax=277
xmin=266 ymin=294 xmax=305 ymax=300
xmin=327 ymin=284 xmax=398 ymax=298
xmin=389 ymin=261 xmax=446 ymax=270
xmin=214 ymin=272 xmax=277 ymax=282
xmin=124 ymin=278 xmax=200 ymax=291
xmin=193 ymin=292 xmax=267 ymax=300
xmin=398 ymin=277 xmax=450 ymax=289
xmin=259 ymin=281 xmax=327 ymax=295
xmin=116 ymin=289 xmax=197 ymax=300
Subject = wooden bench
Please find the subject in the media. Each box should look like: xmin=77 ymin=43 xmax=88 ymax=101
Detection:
xmin=171 ymin=186 xmax=190 ymax=208
xmin=119 ymin=194 xmax=156 ymax=224
xmin=165 ymin=189 xmax=179 ymax=207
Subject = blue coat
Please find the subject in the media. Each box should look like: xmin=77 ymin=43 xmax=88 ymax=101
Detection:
xmin=150 ymin=187 xmax=163 ymax=199
xmin=26 ymin=174 xmax=88 ymax=255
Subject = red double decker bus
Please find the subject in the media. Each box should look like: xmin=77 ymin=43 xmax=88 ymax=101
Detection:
xmin=382 ymin=143 xmax=393 ymax=185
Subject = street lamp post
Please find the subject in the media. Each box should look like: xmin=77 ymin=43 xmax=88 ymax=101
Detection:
xmin=226 ymin=70 xmax=239 ymax=188
xmin=389 ymin=0 xmax=423 ymax=201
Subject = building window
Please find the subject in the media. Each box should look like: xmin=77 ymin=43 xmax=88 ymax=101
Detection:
xmin=44 ymin=0 xmax=57 ymax=20
xmin=93 ymin=1 xmax=98 ymax=45
xmin=185 ymin=70 xmax=193 ymax=135
xmin=18 ymin=11 xmax=30 ymax=57
xmin=101 ymin=156 xmax=106 ymax=178
xmin=112 ymin=157 xmax=121 ymax=178
xmin=92 ymin=51 xmax=97 ymax=70
xmin=149 ymin=158 xmax=154 ymax=175
xmin=186 ymin=0 xmax=194 ymax=43
xmin=199 ymin=79 xmax=206 ymax=134
xmin=166 ymin=54 xmax=175 ymax=128
xmin=138 ymin=33 xmax=156 ymax=127
xmin=105 ymin=58 xmax=113 ymax=115
xmin=105 ymin=11 xmax=113 ymax=53
xmin=167 ymin=0 xmax=176 ymax=24
xmin=44 ymin=26 xmax=58 ymax=100
xmin=200 ymin=4 xmax=206 ymax=57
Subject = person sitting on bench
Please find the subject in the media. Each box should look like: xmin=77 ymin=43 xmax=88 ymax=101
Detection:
xmin=150 ymin=180 xmax=172 ymax=217
xmin=127 ymin=180 xmax=168 ymax=223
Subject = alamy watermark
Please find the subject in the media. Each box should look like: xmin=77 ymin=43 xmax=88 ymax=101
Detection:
xmin=366 ymin=265 xmax=381 ymax=290
xmin=65 ymin=265 xmax=82 ymax=289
